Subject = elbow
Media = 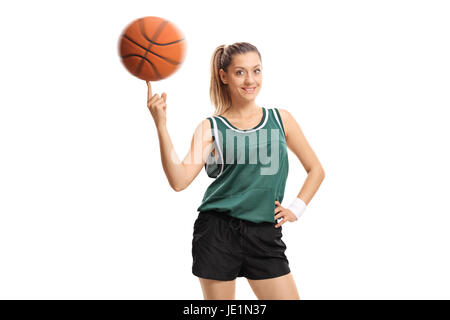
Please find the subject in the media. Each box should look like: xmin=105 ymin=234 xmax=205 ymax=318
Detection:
xmin=171 ymin=166 xmax=188 ymax=192
xmin=172 ymin=184 xmax=184 ymax=192
xmin=171 ymin=182 xmax=186 ymax=192
xmin=309 ymin=166 xmax=325 ymax=180
xmin=319 ymin=167 xmax=325 ymax=180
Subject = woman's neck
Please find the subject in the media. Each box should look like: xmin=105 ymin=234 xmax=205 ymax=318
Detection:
xmin=223 ymin=103 xmax=260 ymax=119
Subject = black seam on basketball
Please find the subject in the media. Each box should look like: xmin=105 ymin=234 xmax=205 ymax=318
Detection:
xmin=139 ymin=20 xmax=184 ymax=46
xmin=122 ymin=54 xmax=160 ymax=78
xmin=135 ymin=19 xmax=169 ymax=78
xmin=122 ymin=34 xmax=148 ymax=52
xmin=122 ymin=35 xmax=183 ymax=65
xmin=146 ymin=48 xmax=182 ymax=65
xmin=124 ymin=34 xmax=185 ymax=46
xmin=135 ymin=19 xmax=156 ymax=76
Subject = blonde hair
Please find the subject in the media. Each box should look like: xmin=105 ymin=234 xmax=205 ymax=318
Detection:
xmin=209 ymin=42 xmax=262 ymax=116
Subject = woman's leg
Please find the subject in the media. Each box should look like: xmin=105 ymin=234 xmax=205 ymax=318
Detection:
xmin=247 ymin=273 xmax=300 ymax=300
xmin=198 ymin=277 xmax=237 ymax=300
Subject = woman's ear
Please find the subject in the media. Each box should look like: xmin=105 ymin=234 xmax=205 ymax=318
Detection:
xmin=219 ymin=69 xmax=227 ymax=84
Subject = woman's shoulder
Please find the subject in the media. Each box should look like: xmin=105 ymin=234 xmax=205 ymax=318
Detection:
xmin=189 ymin=118 xmax=213 ymax=143
xmin=274 ymin=108 xmax=295 ymax=140
xmin=275 ymin=107 xmax=288 ymax=116
xmin=200 ymin=118 xmax=214 ymax=142
xmin=275 ymin=108 xmax=290 ymax=124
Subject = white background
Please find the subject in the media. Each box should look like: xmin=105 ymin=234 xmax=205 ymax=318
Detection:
xmin=0 ymin=0 xmax=449 ymax=299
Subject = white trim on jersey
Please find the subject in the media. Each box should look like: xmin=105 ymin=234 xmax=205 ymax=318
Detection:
xmin=271 ymin=108 xmax=286 ymax=140
xmin=210 ymin=116 xmax=224 ymax=178
xmin=216 ymin=107 xmax=268 ymax=133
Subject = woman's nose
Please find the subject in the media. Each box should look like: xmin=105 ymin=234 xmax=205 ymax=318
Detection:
xmin=244 ymin=77 xmax=256 ymax=85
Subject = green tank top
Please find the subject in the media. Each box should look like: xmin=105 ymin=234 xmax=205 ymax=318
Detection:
xmin=197 ymin=107 xmax=289 ymax=224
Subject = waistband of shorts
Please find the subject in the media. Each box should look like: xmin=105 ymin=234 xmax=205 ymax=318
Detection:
xmin=199 ymin=210 xmax=275 ymax=225
xmin=200 ymin=210 xmax=234 ymax=220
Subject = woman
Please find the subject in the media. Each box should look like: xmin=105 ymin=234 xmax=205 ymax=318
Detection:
xmin=147 ymin=42 xmax=325 ymax=300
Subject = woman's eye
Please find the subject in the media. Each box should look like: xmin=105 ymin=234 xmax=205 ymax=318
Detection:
xmin=236 ymin=69 xmax=261 ymax=75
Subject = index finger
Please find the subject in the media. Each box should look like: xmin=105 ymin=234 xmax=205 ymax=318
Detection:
xmin=147 ymin=81 xmax=152 ymax=98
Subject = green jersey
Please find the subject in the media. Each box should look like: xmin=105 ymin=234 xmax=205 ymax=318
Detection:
xmin=197 ymin=107 xmax=289 ymax=224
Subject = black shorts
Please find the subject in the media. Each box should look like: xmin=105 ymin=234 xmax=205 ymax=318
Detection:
xmin=192 ymin=210 xmax=291 ymax=281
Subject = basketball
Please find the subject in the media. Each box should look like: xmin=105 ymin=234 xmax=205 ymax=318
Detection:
xmin=118 ymin=16 xmax=187 ymax=81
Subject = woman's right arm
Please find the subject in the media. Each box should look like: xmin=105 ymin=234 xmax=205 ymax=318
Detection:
xmin=147 ymin=81 xmax=214 ymax=191
xmin=156 ymin=119 xmax=213 ymax=191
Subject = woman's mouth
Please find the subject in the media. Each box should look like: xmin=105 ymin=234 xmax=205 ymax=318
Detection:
xmin=241 ymin=87 xmax=256 ymax=93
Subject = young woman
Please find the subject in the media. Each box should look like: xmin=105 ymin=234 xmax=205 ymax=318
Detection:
xmin=147 ymin=42 xmax=325 ymax=300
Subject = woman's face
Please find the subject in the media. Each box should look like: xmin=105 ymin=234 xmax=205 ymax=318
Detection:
xmin=220 ymin=51 xmax=262 ymax=101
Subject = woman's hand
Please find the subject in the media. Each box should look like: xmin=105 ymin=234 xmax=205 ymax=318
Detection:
xmin=147 ymin=81 xmax=167 ymax=129
xmin=274 ymin=200 xmax=298 ymax=227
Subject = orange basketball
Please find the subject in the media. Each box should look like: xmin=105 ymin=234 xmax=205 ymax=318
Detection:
xmin=118 ymin=16 xmax=187 ymax=81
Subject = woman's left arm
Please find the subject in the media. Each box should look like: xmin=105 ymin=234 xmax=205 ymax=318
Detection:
xmin=278 ymin=108 xmax=325 ymax=206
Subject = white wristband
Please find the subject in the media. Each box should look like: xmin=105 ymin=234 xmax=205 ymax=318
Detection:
xmin=287 ymin=197 xmax=307 ymax=219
